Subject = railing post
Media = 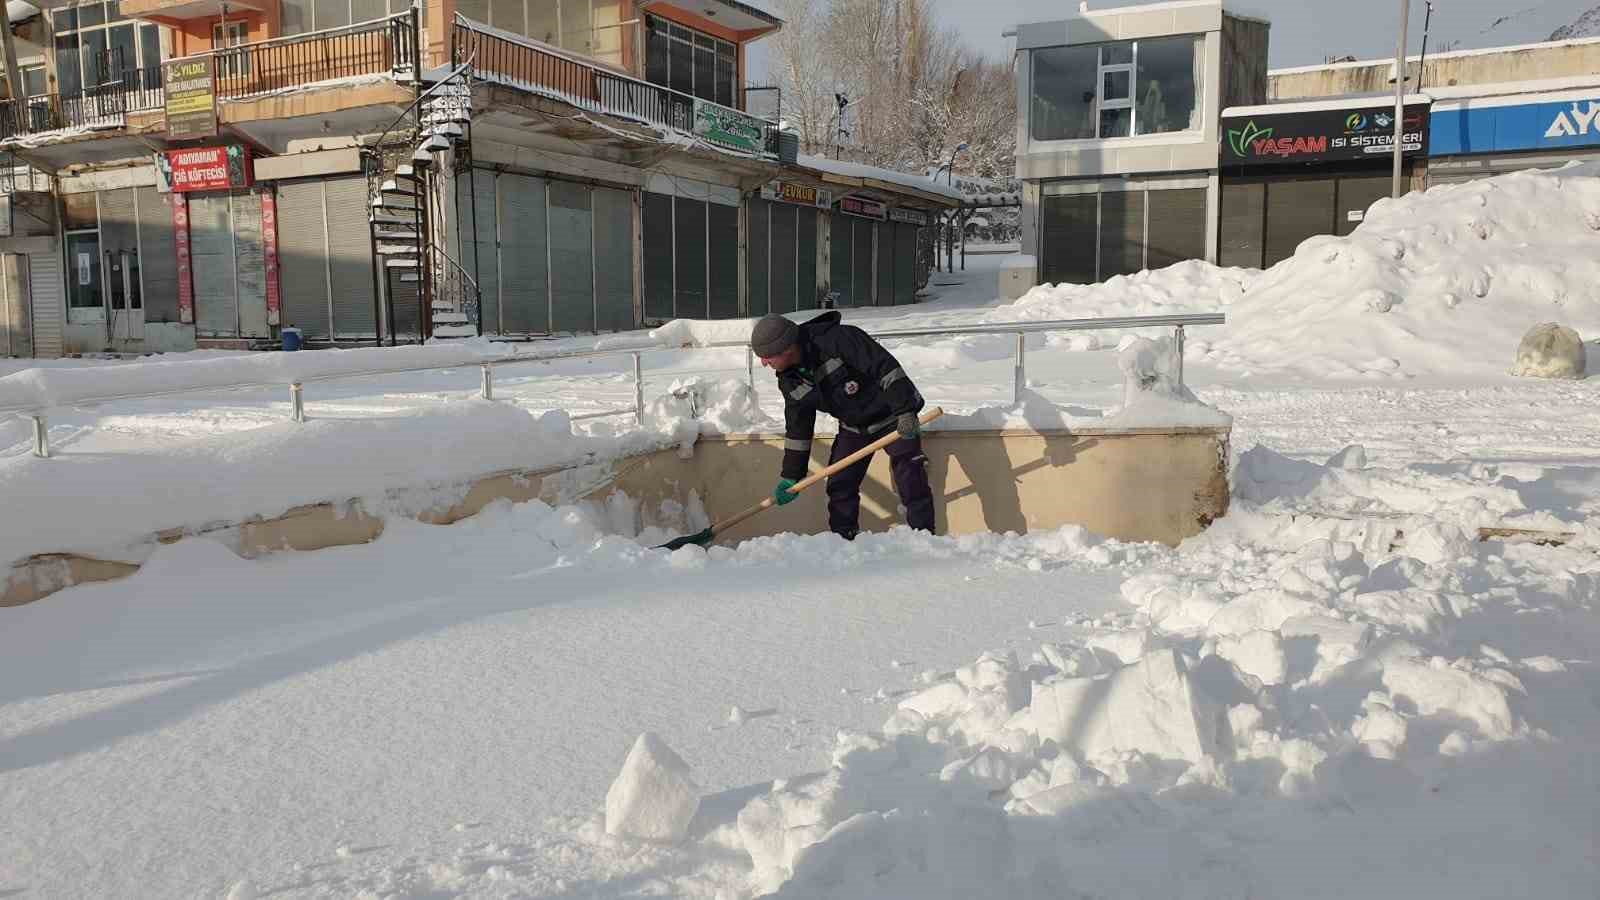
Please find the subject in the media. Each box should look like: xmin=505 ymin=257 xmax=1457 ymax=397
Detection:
xmin=747 ymin=346 xmax=755 ymax=391
xmin=1013 ymin=333 xmax=1026 ymax=407
xmin=1173 ymin=325 xmax=1186 ymax=391
xmin=289 ymin=382 xmax=305 ymax=423
xmin=31 ymin=413 xmax=48 ymax=459
xmin=632 ymin=352 xmax=644 ymax=420
xmin=480 ymin=362 xmax=494 ymax=400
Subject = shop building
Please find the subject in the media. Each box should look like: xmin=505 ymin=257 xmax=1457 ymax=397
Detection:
xmin=1012 ymin=0 xmax=1269 ymax=286
xmin=0 ymin=0 xmax=955 ymax=358
xmin=1216 ymin=97 xmax=1429 ymax=269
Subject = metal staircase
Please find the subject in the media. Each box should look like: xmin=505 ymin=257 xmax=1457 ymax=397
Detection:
xmin=364 ymin=62 xmax=479 ymax=343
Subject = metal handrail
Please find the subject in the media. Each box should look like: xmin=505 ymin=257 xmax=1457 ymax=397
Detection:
xmin=5 ymin=313 xmax=1225 ymax=458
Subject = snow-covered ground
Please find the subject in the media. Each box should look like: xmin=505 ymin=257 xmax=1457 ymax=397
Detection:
xmin=4 ymin=165 xmax=1600 ymax=899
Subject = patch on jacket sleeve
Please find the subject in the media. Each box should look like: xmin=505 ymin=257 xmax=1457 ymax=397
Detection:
xmin=844 ymin=380 xmax=860 ymax=396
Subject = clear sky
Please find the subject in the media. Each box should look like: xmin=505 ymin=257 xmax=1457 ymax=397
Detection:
xmin=926 ymin=0 xmax=1598 ymax=68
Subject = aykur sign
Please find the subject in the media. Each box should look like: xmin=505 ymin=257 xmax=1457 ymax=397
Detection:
xmin=1222 ymin=104 xmax=1430 ymax=166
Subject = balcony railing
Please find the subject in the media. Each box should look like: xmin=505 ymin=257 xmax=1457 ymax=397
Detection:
xmin=181 ymin=13 xmax=418 ymax=103
xmin=453 ymin=16 xmax=777 ymax=157
xmin=0 ymin=64 xmax=164 ymax=143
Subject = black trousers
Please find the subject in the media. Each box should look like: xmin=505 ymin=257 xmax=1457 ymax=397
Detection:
xmin=826 ymin=426 xmax=935 ymax=539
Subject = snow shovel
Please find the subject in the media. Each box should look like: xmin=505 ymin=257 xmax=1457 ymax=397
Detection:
xmin=658 ymin=406 xmax=945 ymax=550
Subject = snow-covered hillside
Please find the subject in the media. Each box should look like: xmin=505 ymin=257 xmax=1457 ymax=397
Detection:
xmin=1550 ymin=2 xmax=1600 ymax=40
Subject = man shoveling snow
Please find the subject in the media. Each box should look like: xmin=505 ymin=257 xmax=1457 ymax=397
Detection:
xmin=751 ymin=312 xmax=935 ymax=539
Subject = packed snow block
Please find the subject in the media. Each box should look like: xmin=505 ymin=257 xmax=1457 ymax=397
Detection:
xmin=1511 ymin=322 xmax=1586 ymax=379
xmin=604 ymin=732 xmax=701 ymax=842
xmin=1214 ymin=630 xmax=1288 ymax=686
xmin=998 ymin=254 xmax=1037 ymax=300
xmin=1380 ymin=658 xmax=1518 ymax=740
xmin=1029 ymin=649 xmax=1221 ymax=764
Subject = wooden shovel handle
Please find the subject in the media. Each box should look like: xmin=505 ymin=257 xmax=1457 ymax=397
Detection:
xmin=710 ymin=406 xmax=945 ymax=539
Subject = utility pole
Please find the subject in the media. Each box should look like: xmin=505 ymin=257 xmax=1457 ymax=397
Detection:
xmin=1390 ymin=0 xmax=1411 ymax=199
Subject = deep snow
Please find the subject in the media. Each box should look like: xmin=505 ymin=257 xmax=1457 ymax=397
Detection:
xmin=3 ymin=164 xmax=1600 ymax=899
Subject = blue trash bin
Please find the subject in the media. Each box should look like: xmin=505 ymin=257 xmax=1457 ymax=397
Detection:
xmin=281 ymin=327 xmax=303 ymax=352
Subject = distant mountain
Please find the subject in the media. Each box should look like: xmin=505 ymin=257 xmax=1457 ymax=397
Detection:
xmin=1549 ymin=3 xmax=1600 ymax=39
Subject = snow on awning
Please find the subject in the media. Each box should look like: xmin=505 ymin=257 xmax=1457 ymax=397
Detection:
xmin=6 ymin=1 xmax=41 ymax=23
xmin=794 ymin=154 xmax=965 ymax=205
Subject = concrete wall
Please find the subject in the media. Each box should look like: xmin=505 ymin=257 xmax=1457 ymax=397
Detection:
xmin=2 ymin=426 xmax=1231 ymax=606
xmin=1270 ymin=38 xmax=1600 ymax=99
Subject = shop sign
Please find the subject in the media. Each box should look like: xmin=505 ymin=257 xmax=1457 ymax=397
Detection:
xmin=261 ymin=191 xmax=281 ymax=326
xmin=889 ymin=207 xmax=928 ymax=226
xmin=760 ymin=180 xmax=831 ymax=208
xmin=172 ymin=194 xmax=194 ymax=324
xmin=161 ymin=146 xmax=253 ymax=193
xmin=164 ymin=56 xmax=217 ymax=139
xmin=692 ymin=100 xmax=766 ymax=155
xmin=1221 ymin=104 xmax=1429 ymax=165
xmin=1429 ymin=97 xmax=1600 ymax=155
xmin=838 ymin=195 xmax=887 ymax=220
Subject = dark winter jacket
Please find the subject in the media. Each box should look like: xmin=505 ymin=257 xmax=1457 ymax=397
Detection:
xmin=778 ymin=312 xmax=924 ymax=480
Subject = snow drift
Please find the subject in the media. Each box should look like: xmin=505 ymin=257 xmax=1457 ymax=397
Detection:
xmin=1006 ymin=163 xmax=1600 ymax=380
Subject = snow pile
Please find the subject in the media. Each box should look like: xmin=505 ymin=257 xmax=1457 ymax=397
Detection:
xmin=642 ymin=377 xmax=781 ymax=438
xmin=709 ymin=520 xmax=1570 ymax=898
xmin=605 ymin=732 xmax=701 ymax=843
xmin=1102 ymin=335 xmax=1231 ymax=428
xmin=1006 ymin=164 xmax=1600 ymax=380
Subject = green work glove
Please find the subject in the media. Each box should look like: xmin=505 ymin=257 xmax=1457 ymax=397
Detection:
xmin=896 ymin=413 xmax=920 ymax=440
xmin=773 ymin=478 xmax=800 ymax=506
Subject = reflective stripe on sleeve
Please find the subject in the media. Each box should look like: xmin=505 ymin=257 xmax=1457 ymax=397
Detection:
xmin=788 ymin=383 xmax=814 ymax=401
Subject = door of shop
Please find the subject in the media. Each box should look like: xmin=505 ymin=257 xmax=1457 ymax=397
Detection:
xmin=0 ymin=254 xmax=31 ymax=356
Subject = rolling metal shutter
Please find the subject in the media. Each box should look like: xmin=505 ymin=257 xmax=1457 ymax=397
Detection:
xmin=1334 ymin=174 xmax=1390 ymax=237
xmin=135 ymin=188 xmax=179 ymax=325
xmin=769 ymin=202 xmax=796 ymax=313
xmin=594 ymin=186 xmax=635 ymax=332
xmin=189 ymin=194 xmax=235 ymax=335
xmin=1146 ymin=188 xmax=1207 ymax=271
xmin=796 ymin=207 xmax=817 ymax=309
xmin=673 ymin=197 xmax=706 ymax=318
xmin=894 ymin=223 xmax=916 ymax=305
xmin=1040 ymin=194 xmax=1096 ymax=285
xmin=457 ymin=168 xmax=501 ymax=334
xmin=747 ymin=197 xmax=770 ymax=316
xmin=829 ymin=212 xmax=852 ymax=306
xmin=1218 ymin=181 xmax=1265 ymax=269
xmin=27 ymin=250 xmax=62 ymax=358
xmin=1098 ymin=190 xmax=1145 ymax=280
xmin=234 ymin=190 xmax=269 ymax=338
xmin=323 ymin=177 xmax=377 ymax=338
xmin=498 ymin=172 xmax=549 ymax=334
xmin=1263 ymin=177 xmax=1335 ymax=268
xmin=99 ymin=190 xmax=138 ymax=318
xmin=549 ymin=178 xmax=593 ymax=333
xmin=851 ymin=218 xmax=872 ymax=305
xmin=275 ymin=180 xmax=331 ymax=338
xmin=642 ymin=192 xmax=674 ymax=321
xmin=707 ymin=201 xmax=738 ymax=319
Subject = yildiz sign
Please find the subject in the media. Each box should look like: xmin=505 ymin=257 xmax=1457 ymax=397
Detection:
xmin=1221 ymin=104 xmax=1430 ymax=166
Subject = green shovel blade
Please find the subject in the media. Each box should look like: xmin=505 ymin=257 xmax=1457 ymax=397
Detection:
xmin=657 ymin=527 xmax=714 ymax=551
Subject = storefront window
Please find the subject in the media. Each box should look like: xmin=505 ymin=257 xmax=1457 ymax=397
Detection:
xmin=1031 ymin=36 xmax=1199 ymax=141
xmin=453 ymin=1 xmax=623 ymax=68
xmin=1135 ymin=36 xmax=1199 ymax=135
xmin=282 ymin=0 xmax=391 ymax=35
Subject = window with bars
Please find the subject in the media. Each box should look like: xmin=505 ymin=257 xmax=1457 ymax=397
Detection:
xmin=212 ymin=21 xmax=249 ymax=77
xmin=50 ymin=2 xmax=162 ymax=99
xmin=644 ymin=15 xmax=735 ymax=108
xmin=1030 ymin=36 xmax=1200 ymax=142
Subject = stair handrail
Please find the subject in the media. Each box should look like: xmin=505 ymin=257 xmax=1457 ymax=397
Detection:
xmin=367 ymin=52 xmax=477 ymax=157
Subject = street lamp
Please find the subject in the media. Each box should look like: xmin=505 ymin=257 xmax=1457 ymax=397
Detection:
xmin=942 ymin=142 xmax=969 ymax=185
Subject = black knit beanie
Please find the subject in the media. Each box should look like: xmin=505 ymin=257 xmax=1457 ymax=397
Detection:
xmin=750 ymin=314 xmax=799 ymax=358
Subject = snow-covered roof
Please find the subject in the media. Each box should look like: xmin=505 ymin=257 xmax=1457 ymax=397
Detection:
xmin=794 ymin=154 xmax=965 ymax=203
xmin=1223 ymin=94 xmax=1431 ymax=118
xmin=1270 ymin=33 xmax=1600 ymax=76
xmin=1425 ymin=75 xmax=1600 ymax=109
